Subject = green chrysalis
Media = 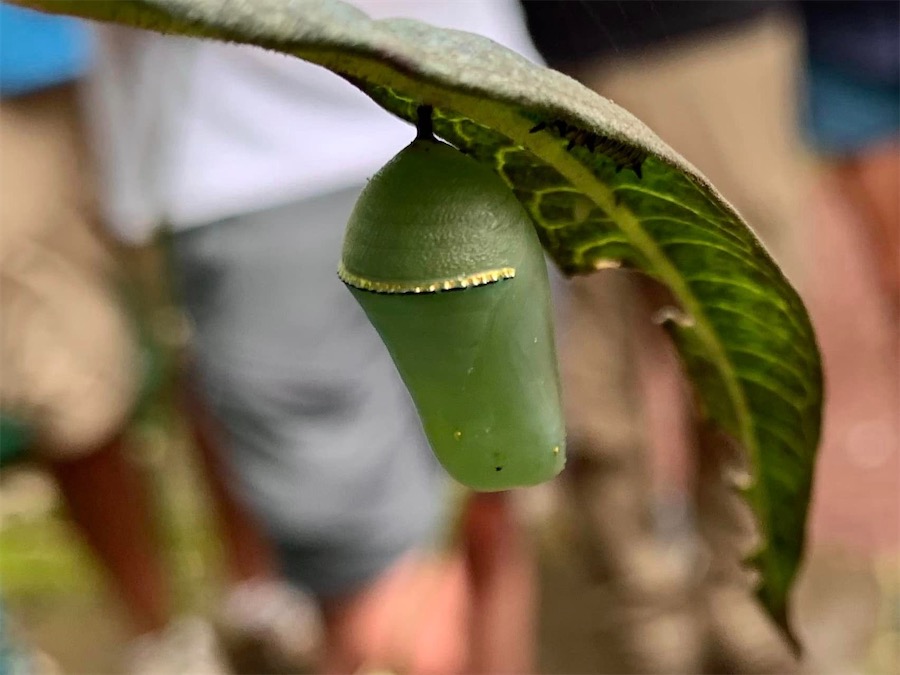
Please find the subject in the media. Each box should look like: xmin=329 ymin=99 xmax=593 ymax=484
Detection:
xmin=339 ymin=108 xmax=565 ymax=491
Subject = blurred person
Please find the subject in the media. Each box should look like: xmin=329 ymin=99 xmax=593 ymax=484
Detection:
xmin=0 ymin=6 xmax=318 ymax=674
xmin=522 ymin=1 xmax=811 ymax=672
xmin=86 ymin=1 xmax=544 ymax=673
xmin=799 ymin=0 xmax=900 ymax=314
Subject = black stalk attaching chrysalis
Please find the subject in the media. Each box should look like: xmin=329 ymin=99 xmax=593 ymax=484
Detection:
xmin=416 ymin=104 xmax=435 ymax=141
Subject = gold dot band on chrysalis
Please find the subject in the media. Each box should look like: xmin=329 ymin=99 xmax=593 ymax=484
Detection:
xmin=338 ymin=264 xmax=516 ymax=294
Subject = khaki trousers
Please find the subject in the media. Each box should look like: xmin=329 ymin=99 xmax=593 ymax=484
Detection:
xmin=0 ymin=85 xmax=138 ymax=457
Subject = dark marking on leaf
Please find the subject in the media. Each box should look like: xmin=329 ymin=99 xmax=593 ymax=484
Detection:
xmin=537 ymin=118 xmax=647 ymax=179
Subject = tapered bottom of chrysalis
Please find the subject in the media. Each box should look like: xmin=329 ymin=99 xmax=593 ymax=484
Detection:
xmin=349 ymin=268 xmax=565 ymax=492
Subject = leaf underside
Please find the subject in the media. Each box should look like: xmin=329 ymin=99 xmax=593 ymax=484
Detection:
xmin=15 ymin=0 xmax=822 ymax=644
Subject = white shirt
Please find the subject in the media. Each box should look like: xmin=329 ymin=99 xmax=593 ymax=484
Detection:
xmin=87 ymin=1 xmax=541 ymax=243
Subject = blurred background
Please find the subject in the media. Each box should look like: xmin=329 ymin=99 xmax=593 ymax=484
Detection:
xmin=0 ymin=1 xmax=897 ymax=674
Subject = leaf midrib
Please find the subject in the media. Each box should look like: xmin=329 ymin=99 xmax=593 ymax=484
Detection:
xmin=534 ymin=132 xmax=765 ymax=515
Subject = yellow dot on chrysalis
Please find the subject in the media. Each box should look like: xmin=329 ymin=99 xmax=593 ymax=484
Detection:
xmin=553 ymin=446 xmax=560 ymax=455
xmin=454 ymin=431 xmax=462 ymax=440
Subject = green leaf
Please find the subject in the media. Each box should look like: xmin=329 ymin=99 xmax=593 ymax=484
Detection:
xmin=14 ymin=0 xmax=822 ymax=644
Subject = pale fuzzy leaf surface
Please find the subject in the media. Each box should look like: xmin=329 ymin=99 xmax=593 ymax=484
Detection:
xmin=15 ymin=0 xmax=822 ymax=643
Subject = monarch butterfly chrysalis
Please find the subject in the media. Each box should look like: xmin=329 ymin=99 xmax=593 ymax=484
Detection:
xmin=339 ymin=107 xmax=566 ymax=491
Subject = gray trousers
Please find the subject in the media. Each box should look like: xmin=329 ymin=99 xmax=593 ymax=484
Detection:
xmin=172 ymin=187 xmax=443 ymax=597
